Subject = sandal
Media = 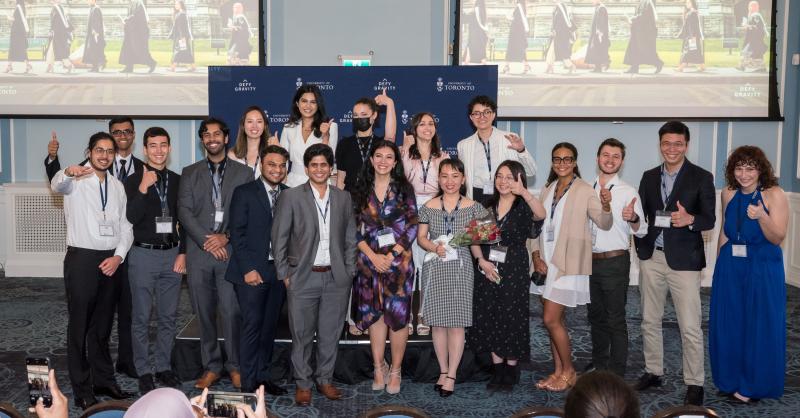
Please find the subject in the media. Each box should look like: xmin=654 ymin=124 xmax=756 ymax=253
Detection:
xmin=372 ymin=361 xmax=389 ymax=391
xmin=434 ymin=371 xmax=447 ymax=392
xmin=386 ymin=367 xmax=401 ymax=394
xmin=348 ymin=323 xmax=363 ymax=336
xmin=536 ymin=373 xmax=558 ymax=389
xmin=545 ymin=372 xmax=576 ymax=392
xmin=407 ymin=313 xmax=414 ymax=336
xmin=416 ymin=315 xmax=430 ymax=336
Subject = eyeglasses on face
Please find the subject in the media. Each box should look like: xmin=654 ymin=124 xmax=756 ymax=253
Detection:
xmin=552 ymin=156 xmax=575 ymax=165
xmin=111 ymin=129 xmax=134 ymax=137
xmin=469 ymin=109 xmax=494 ymax=119
xmin=92 ymin=147 xmax=116 ymax=155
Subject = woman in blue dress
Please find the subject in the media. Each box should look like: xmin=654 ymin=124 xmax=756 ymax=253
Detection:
xmin=710 ymin=145 xmax=788 ymax=404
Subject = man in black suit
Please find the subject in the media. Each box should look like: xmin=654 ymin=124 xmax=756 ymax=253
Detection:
xmin=45 ymin=116 xmax=142 ymax=379
xmin=633 ymin=121 xmax=715 ymax=406
xmin=226 ymin=145 xmax=290 ymax=395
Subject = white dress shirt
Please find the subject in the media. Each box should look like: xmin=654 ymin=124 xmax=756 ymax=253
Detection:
xmin=590 ymin=174 xmax=648 ymax=253
xmin=310 ymin=184 xmax=331 ymax=266
xmin=280 ymin=122 xmax=339 ymax=187
xmin=51 ymin=168 xmax=134 ymax=261
xmin=113 ymin=154 xmax=136 ymax=178
xmin=456 ymin=127 xmax=537 ymax=197
xmin=262 ymin=178 xmax=280 ymax=260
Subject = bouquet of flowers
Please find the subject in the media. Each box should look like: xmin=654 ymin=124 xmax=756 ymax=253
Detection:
xmin=449 ymin=214 xmax=501 ymax=247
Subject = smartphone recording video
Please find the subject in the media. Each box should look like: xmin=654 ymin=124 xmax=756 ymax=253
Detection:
xmin=206 ymin=391 xmax=257 ymax=418
xmin=26 ymin=357 xmax=51 ymax=408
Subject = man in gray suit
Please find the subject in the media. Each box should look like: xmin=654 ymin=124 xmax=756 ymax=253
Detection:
xmin=272 ymin=143 xmax=357 ymax=406
xmin=177 ymin=117 xmax=252 ymax=389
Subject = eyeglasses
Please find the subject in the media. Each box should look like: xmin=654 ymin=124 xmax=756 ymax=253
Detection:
xmin=110 ymin=129 xmax=134 ymax=137
xmin=552 ymin=156 xmax=575 ymax=165
xmin=92 ymin=147 xmax=116 ymax=155
xmin=469 ymin=110 xmax=494 ymax=119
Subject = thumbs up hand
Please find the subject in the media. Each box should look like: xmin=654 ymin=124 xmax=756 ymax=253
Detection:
xmin=48 ymin=131 xmax=60 ymax=159
xmin=622 ymin=197 xmax=637 ymax=222
xmin=139 ymin=165 xmax=158 ymax=194
xmin=599 ymin=186 xmax=612 ymax=211
xmin=268 ymin=130 xmax=280 ymax=146
xmin=671 ymin=200 xmax=695 ymax=228
xmin=320 ymin=118 xmax=334 ymax=143
xmin=747 ymin=199 xmax=767 ymax=220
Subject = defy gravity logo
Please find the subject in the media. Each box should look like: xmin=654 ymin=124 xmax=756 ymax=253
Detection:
xmin=339 ymin=110 xmax=353 ymax=124
xmin=374 ymin=78 xmax=396 ymax=92
xmin=235 ymin=79 xmax=256 ymax=92
xmin=436 ymin=77 xmax=475 ymax=93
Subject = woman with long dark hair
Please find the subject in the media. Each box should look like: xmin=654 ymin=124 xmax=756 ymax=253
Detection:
xmin=352 ymin=140 xmax=418 ymax=395
xmin=280 ymin=84 xmax=338 ymax=186
xmin=532 ymin=142 xmax=612 ymax=392
xmin=4 ymin=0 xmax=31 ymax=74
xmin=401 ymin=112 xmax=450 ymax=336
xmin=417 ymin=159 xmax=488 ymax=397
xmin=469 ymin=160 xmax=544 ymax=392
xmin=710 ymin=145 xmax=788 ymax=403
xmin=169 ymin=0 xmax=195 ymax=72
xmin=677 ymin=0 xmax=705 ymax=72
xmin=228 ymin=106 xmax=280 ymax=179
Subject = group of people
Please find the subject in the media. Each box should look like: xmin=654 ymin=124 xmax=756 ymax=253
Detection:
xmin=463 ymin=0 xmax=770 ymax=74
xmin=45 ymin=87 xmax=787 ymax=410
xmin=4 ymin=0 xmax=254 ymax=74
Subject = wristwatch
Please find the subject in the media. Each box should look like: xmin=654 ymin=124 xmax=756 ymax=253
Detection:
xmin=391 ymin=249 xmax=401 ymax=258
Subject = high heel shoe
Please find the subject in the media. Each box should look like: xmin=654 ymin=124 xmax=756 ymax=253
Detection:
xmin=386 ymin=367 xmax=401 ymax=394
xmin=439 ymin=376 xmax=455 ymax=397
xmin=434 ymin=371 xmax=447 ymax=392
xmin=545 ymin=372 xmax=576 ymax=392
xmin=536 ymin=373 xmax=557 ymax=389
xmin=371 ymin=361 xmax=388 ymax=391
xmin=416 ymin=315 xmax=430 ymax=336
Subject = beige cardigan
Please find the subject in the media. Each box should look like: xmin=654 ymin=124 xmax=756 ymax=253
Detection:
xmin=537 ymin=178 xmax=613 ymax=279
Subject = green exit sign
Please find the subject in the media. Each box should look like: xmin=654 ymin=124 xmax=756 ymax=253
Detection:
xmin=343 ymin=59 xmax=371 ymax=67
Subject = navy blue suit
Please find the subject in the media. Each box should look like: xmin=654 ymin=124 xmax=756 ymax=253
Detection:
xmin=225 ymin=179 xmax=287 ymax=392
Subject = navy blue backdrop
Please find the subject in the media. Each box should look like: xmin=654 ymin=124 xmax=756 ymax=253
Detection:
xmin=208 ymin=66 xmax=498 ymax=155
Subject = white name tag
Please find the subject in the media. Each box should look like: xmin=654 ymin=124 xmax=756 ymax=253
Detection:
xmin=655 ymin=210 xmax=672 ymax=228
xmin=443 ymin=247 xmax=458 ymax=262
xmin=155 ymin=216 xmax=173 ymax=234
xmin=214 ymin=210 xmax=224 ymax=224
xmin=482 ymin=184 xmax=494 ymax=195
xmin=98 ymin=220 xmax=115 ymax=237
xmin=545 ymin=225 xmax=555 ymax=242
xmin=377 ymin=228 xmax=396 ymax=248
xmin=489 ymin=246 xmax=507 ymax=263
xmin=732 ymin=244 xmax=747 ymax=258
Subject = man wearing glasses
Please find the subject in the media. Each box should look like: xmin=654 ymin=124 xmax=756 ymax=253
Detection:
xmin=633 ymin=121 xmax=715 ymax=406
xmin=45 ymin=116 xmax=143 ymax=380
xmin=457 ymin=95 xmax=536 ymax=205
xmin=50 ymin=132 xmax=134 ymax=409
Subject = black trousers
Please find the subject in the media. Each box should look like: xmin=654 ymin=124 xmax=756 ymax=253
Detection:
xmin=234 ymin=263 xmax=286 ymax=392
xmin=588 ymin=252 xmax=630 ymax=377
xmin=115 ymin=260 xmax=134 ymax=371
xmin=63 ymin=247 xmax=120 ymax=398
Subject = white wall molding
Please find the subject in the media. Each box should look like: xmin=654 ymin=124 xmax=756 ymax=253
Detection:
xmin=785 ymin=192 xmax=800 ymax=287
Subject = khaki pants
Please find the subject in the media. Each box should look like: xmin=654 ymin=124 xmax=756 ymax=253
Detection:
xmin=639 ymin=249 xmax=705 ymax=386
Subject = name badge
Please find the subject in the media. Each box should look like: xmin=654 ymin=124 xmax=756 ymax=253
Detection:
xmin=655 ymin=210 xmax=672 ymax=228
xmin=214 ymin=210 xmax=224 ymax=224
xmin=545 ymin=224 xmax=555 ymax=242
xmin=155 ymin=216 xmax=173 ymax=234
xmin=98 ymin=220 xmax=115 ymax=237
xmin=482 ymin=184 xmax=494 ymax=195
xmin=732 ymin=244 xmax=747 ymax=258
xmin=377 ymin=227 xmax=396 ymax=248
xmin=489 ymin=245 xmax=508 ymax=263
xmin=443 ymin=246 xmax=458 ymax=262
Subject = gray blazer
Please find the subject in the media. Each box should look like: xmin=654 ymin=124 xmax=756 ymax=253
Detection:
xmin=272 ymin=182 xmax=357 ymax=291
xmin=178 ymin=158 xmax=253 ymax=257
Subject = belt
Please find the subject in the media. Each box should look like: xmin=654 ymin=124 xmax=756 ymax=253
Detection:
xmin=655 ymin=246 xmax=664 ymax=251
xmin=134 ymin=241 xmax=179 ymax=250
xmin=592 ymin=249 xmax=628 ymax=260
xmin=311 ymin=265 xmax=331 ymax=272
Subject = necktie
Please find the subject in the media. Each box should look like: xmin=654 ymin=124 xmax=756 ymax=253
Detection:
xmin=269 ymin=189 xmax=279 ymax=217
xmin=118 ymin=159 xmax=128 ymax=182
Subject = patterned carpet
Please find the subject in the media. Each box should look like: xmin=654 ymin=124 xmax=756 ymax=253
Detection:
xmin=0 ymin=276 xmax=797 ymax=418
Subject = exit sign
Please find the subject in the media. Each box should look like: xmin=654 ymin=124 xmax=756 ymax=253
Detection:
xmin=343 ymin=59 xmax=371 ymax=67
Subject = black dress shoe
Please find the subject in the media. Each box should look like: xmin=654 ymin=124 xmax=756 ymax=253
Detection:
xmin=75 ymin=395 xmax=98 ymax=410
xmin=260 ymin=380 xmax=288 ymax=396
xmin=94 ymin=383 xmax=135 ymax=399
xmin=633 ymin=372 xmax=663 ymax=391
xmin=138 ymin=374 xmax=155 ymax=395
xmin=439 ymin=376 xmax=455 ymax=397
xmin=684 ymin=385 xmax=705 ymax=406
xmin=156 ymin=370 xmax=182 ymax=388
xmin=487 ymin=363 xmax=504 ymax=390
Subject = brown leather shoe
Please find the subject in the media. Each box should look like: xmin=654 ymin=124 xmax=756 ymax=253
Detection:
xmin=316 ymin=383 xmax=342 ymax=400
xmin=295 ymin=388 xmax=312 ymax=406
xmin=229 ymin=370 xmax=241 ymax=389
xmin=194 ymin=371 xmax=220 ymax=389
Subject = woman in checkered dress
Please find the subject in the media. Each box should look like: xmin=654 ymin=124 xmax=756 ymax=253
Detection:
xmin=417 ymin=159 xmax=487 ymax=397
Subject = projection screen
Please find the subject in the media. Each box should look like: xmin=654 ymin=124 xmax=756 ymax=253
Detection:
xmin=456 ymin=0 xmax=777 ymax=119
xmin=0 ymin=0 xmax=261 ymax=117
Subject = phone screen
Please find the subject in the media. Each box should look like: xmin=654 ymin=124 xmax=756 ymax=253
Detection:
xmin=206 ymin=392 xmax=257 ymax=418
xmin=26 ymin=357 xmax=51 ymax=408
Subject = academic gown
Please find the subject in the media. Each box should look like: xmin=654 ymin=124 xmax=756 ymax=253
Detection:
xmin=623 ymin=0 xmax=662 ymax=66
xmin=585 ymin=4 xmax=610 ymax=66
xmin=119 ymin=0 xmax=155 ymax=66
xmin=82 ymin=5 xmax=106 ymax=66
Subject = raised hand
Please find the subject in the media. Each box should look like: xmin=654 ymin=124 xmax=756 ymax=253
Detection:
xmin=747 ymin=200 xmax=768 ymax=220
xmin=671 ymin=201 xmax=694 ymax=227
xmin=139 ymin=165 xmax=158 ymax=194
xmin=33 ymin=369 xmax=68 ymax=418
xmin=505 ymin=132 xmax=525 ymax=152
xmin=509 ymin=172 xmax=528 ymax=196
xmin=622 ymin=197 xmax=638 ymax=222
xmin=320 ymin=118 xmax=334 ymax=143
xmin=268 ymin=130 xmax=280 ymax=146
xmin=65 ymin=164 xmax=94 ymax=178
xmin=599 ymin=186 xmax=612 ymax=209
xmin=48 ymin=131 xmax=60 ymax=159
xmin=374 ymin=87 xmax=393 ymax=106
xmin=401 ymin=132 xmax=415 ymax=155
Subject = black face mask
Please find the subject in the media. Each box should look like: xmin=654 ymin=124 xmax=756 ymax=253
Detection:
xmin=352 ymin=117 xmax=372 ymax=132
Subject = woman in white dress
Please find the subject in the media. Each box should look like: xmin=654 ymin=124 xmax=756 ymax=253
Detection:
xmin=532 ymin=142 xmax=612 ymax=391
xmin=280 ymin=84 xmax=338 ymax=187
xmin=227 ymin=105 xmax=279 ymax=179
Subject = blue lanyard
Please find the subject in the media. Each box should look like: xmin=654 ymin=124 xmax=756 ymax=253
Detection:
xmin=592 ymin=181 xmax=614 ymax=192
xmin=154 ymin=171 xmax=169 ymax=216
xmin=735 ymin=187 xmax=760 ymax=243
xmin=660 ymin=163 xmax=685 ymax=209
xmin=377 ymin=185 xmax=391 ymax=220
xmin=314 ymin=192 xmax=330 ymax=224
xmin=207 ymin=160 xmax=226 ymax=208
xmin=421 ymin=155 xmax=433 ymax=188
xmin=550 ymin=176 xmax=576 ymax=221
xmin=441 ymin=195 xmax=462 ymax=235
xmin=481 ymin=140 xmax=492 ymax=176
xmin=98 ymin=175 xmax=108 ymax=214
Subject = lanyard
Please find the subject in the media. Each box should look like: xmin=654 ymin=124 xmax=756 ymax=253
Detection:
xmin=207 ymin=160 xmax=226 ymax=209
xmin=420 ymin=155 xmax=433 ymax=190
xmin=735 ymin=187 xmax=760 ymax=242
xmin=251 ymin=155 xmax=260 ymax=176
xmin=480 ymin=139 xmax=492 ymax=176
xmin=550 ymin=176 xmax=576 ymax=221
xmin=377 ymin=185 xmax=391 ymax=220
xmin=592 ymin=181 xmax=614 ymax=192
xmin=155 ymin=171 xmax=169 ymax=216
xmin=660 ymin=163 xmax=685 ymax=209
xmin=441 ymin=195 xmax=462 ymax=235
xmin=358 ymin=135 xmax=373 ymax=164
xmin=98 ymin=175 xmax=109 ymax=214
xmin=313 ymin=192 xmax=330 ymax=224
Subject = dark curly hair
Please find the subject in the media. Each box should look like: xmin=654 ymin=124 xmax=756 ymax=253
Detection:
xmin=352 ymin=140 xmax=414 ymax=213
xmin=724 ymin=145 xmax=778 ymax=190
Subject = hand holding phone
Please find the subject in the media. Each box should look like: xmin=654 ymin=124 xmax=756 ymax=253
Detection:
xmin=27 ymin=357 xmax=51 ymax=409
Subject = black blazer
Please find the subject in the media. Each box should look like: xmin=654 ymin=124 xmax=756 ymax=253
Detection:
xmin=44 ymin=154 xmax=144 ymax=182
xmin=225 ymin=179 xmax=288 ymax=285
xmin=634 ymin=159 xmax=716 ymax=271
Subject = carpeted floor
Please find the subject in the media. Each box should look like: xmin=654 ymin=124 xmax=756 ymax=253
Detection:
xmin=0 ymin=276 xmax=797 ymax=417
